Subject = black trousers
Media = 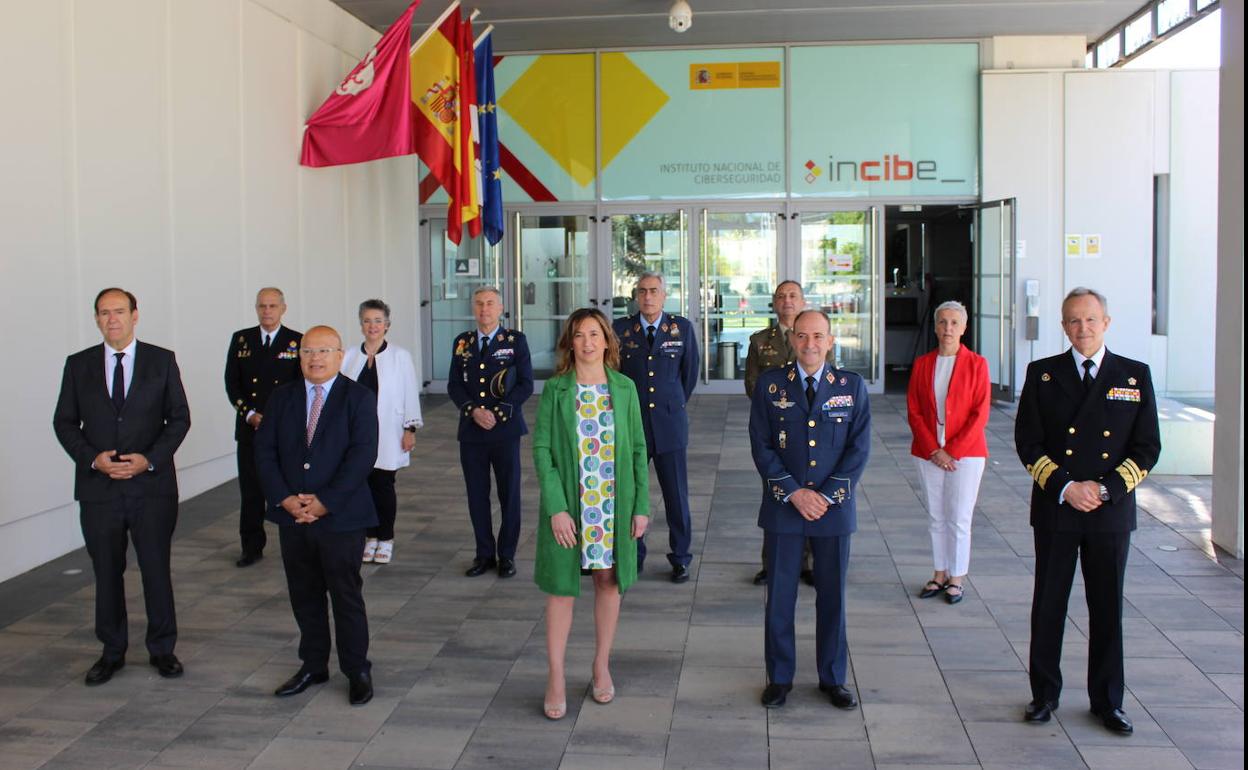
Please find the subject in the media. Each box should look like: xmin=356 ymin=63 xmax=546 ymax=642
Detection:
xmin=366 ymin=469 xmax=398 ymax=541
xmin=459 ymin=440 xmax=522 ymax=561
xmin=1029 ymin=528 xmax=1131 ymax=713
xmin=278 ymin=526 xmax=371 ymax=676
xmin=236 ymin=441 xmax=267 ymax=556
xmin=80 ymin=495 xmax=178 ymax=660
xmin=636 ymin=449 xmax=693 ymax=568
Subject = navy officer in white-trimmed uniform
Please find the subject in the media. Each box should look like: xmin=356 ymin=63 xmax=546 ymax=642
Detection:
xmin=613 ymin=271 xmax=700 ymax=583
xmin=749 ymin=309 xmax=870 ymax=710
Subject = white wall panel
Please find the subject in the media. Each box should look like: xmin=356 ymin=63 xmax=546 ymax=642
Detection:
xmin=1063 ymin=70 xmax=1156 ymax=365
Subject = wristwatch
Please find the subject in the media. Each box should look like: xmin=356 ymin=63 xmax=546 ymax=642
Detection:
xmin=1098 ymin=483 xmax=1110 ymax=502
xmin=405 ymin=425 xmax=417 ymax=434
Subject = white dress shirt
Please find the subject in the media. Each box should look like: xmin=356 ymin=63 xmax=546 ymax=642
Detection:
xmin=305 ymin=375 xmax=338 ymax=425
xmin=260 ymin=324 xmax=282 ymax=348
xmin=933 ymin=353 xmax=957 ymax=447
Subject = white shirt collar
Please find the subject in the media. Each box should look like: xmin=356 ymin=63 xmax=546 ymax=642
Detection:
xmin=260 ymin=324 xmax=282 ymax=343
xmin=477 ymin=325 xmax=500 ymax=343
xmin=1072 ymin=346 xmax=1105 ymax=372
xmin=305 ymin=374 xmax=338 ymax=396
xmin=104 ymin=338 xmax=137 ymax=359
xmin=641 ymin=311 xmax=665 ymax=329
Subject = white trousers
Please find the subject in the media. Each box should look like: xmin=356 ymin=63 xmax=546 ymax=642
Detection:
xmin=914 ymin=456 xmax=986 ymax=577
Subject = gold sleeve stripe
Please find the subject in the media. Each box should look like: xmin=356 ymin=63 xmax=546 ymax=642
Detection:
xmin=1029 ymin=455 xmax=1058 ymax=490
xmin=1116 ymin=459 xmax=1148 ymax=493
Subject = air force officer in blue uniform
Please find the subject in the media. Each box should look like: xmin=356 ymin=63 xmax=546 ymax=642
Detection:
xmin=613 ymin=272 xmax=700 ymax=583
xmin=447 ymin=287 xmax=534 ymax=578
xmin=749 ymin=310 xmax=870 ymax=709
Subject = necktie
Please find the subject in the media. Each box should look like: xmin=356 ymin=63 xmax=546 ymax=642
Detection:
xmin=111 ymin=352 xmax=126 ymax=412
xmin=480 ymin=335 xmax=489 ymax=357
xmin=805 ymin=375 xmax=817 ymax=407
xmin=306 ymin=384 xmax=324 ymax=446
xmin=1082 ymin=359 xmax=1095 ymax=395
xmin=646 ymin=325 xmax=656 ymax=348
xmin=262 ymin=333 xmax=271 ymax=352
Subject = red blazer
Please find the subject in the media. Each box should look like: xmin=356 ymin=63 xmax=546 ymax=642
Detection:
xmin=907 ymin=345 xmax=990 ymax=460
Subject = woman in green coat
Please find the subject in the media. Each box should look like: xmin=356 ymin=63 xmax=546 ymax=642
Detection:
xmin=533 ymin=308 xmax=650 ymax=720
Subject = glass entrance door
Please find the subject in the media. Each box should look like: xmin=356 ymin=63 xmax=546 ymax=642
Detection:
xmin=514 ymin=213 xmax=593 ymax=378
xmin=796 ymin=208 xmax=878 ymax=379
xmin=972 ymin=199 xmax=1017 ymax=400
xmin=700 ymin=211 xmax=780 ymax=383
xmin=608 ymin=212 xmax=688 ymax=321
xmin=425 ymin=219 xmax=503 ymax=384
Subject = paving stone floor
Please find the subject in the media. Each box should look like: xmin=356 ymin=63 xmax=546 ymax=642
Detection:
xmin=0 ymin=394 xmax=1242 ymax=770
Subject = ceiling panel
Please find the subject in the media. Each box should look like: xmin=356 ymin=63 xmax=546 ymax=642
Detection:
xmin=332 ymin=0 xmax=1140 ymax=51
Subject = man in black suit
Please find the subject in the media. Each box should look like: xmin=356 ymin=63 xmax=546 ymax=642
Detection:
xmin=53 ymin=288 xmax=191 ymax=686
xmin=1016 ymin=287 xmax=1161 ymax=735
xmin=224 ymin=287 xmax=303 ymax=567
xmin=254 ymin=325 xmax=378 ymax=706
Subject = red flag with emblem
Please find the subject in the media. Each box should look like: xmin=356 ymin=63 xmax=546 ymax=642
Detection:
xmin=300 ymin=1 xmax=421 ymax=167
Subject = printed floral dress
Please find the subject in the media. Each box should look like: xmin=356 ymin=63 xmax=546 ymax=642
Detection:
xmin=576 ymin=384 xmax=615 ymax=570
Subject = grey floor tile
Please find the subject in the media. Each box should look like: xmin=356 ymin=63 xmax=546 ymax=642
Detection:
xmin=861 ymin=704 xmax=978 ymax=765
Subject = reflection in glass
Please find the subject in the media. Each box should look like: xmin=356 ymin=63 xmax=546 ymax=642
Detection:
xmin=610 ymin=214 xmax=686 ymax=321
xmin=517 ymin=215 xmax=590 ymax=378
xmin=430 ymin=223 xmax=500 ymax=379
xmin=702 ymin=212 xmax=778 ymax=380
xmin=799 ymin=211 xmax=875 ymax=378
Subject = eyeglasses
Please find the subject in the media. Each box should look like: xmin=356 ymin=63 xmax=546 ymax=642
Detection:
xmin=299 ymin=347 xmax=341 ymax=357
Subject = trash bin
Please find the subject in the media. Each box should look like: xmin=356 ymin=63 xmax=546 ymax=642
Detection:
xmin=717 ymin=341 xmax=739 ymax=379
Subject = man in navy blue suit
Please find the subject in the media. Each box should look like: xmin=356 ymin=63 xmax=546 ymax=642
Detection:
xmin=447 ymin=287 xmax=534 ymax=578
xmin=749 ymin=310 xmax=870 ymax=709
xmin=613 ymin=272 xmax=700 ymax=583
xmin=255 ymin=325 xmax=378 ymax=706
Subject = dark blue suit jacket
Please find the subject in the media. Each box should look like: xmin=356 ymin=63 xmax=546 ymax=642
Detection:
xmin=613 ymin=313 xmax=700 ymax=455
xmin=446 ymin=327 xmax=534 ymax=443
xmin=749 ymin=365 xmax=871 ymax=536
xmin=254 ymin=376 xmax=379 ymax=532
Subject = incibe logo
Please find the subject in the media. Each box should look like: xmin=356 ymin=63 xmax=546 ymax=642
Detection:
xmin=802 ymin=155 xmax=965 ymax=185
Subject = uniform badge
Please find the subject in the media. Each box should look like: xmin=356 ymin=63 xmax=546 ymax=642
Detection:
xmin=840 ymin=377 xmax=846 ymax=385
xmin=237 ymin=335 xmax=244 ymax=344
xmin=767 ymin=383 xmax=777 ymax=394
xmin=1041 ymin=373 xmax=1051 ymax=382
xmin=634 ymin=324 xmax=641 ymax=333
xmin=787 ymin=370 xmax=796 ymax=382
xmin=826 ymin=372 xmax=835 ymax=384
xmin=508 ymin=334 xmax=515 ymax=342
xmin=826 ymin=394 xmax=854 ymax=408
xmin=622 ymin=329 xmax=631 ymax=338
xmin=669 ymin=325 xmax=680 ymax=337
xmin=1107 ymin=387 xmax=1141 ymax=402
xmin=661 ymin=323 xmax=669 ymax=333
xmin=454 ymin=339 xmax=467 ymax=356
xmin=1128 ymin=377 xmax=1137 ymax=386
xmin=778 ymin=430 xmax=787 ymax=449
xmin=774 ymin=395 xmax=795 ymax=410
xmin=828 ymin=487 xmax=847 ymax=504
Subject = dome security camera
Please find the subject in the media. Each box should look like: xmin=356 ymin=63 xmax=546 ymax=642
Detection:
xmin=669 ymin=0 xmax=692 ymax=33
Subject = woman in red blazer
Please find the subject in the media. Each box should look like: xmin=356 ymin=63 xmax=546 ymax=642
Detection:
xmin=906 ymin=301 xmax=991 ymax=604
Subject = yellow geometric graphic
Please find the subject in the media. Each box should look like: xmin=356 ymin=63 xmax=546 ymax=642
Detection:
xmin=498 ymin=54 xmax=596 ymax=187
xmin=601 ymin=53 xmax=669 ymax=170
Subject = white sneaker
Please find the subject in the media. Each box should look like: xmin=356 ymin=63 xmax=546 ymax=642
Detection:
xmin=362 ymin=538 xmax=379 ymax=563
xmin=374 ymin=541 xmax=393 ymax=564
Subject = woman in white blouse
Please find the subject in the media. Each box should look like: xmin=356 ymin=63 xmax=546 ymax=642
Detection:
xmin=343 ymin=299 xmax=422 ymax=565
xmin=906 ymin=301 xmax=991 ymax=604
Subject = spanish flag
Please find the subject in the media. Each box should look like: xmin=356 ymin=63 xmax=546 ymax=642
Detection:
xmin=411 ymin=1 xmax=479 ymax=244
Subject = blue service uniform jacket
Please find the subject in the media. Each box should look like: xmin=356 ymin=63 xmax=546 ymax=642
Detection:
xmin=613 ymin=313 xmax=700 ymax=455
xmin=749 ymin=365 xmax=871 ymax=536
xmin=254 ymin=377 xmax=379 ymax=532
xmin=446 ymin=328 xmax=534 ymax=444
xmin=1015 ymin=349 xmax=1161 ymax=533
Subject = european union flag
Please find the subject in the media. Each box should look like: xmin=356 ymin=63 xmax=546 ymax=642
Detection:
xmin=474 ymin=31 xmax=504 ymax=246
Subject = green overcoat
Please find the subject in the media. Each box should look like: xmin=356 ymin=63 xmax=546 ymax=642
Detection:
xmin=532 ymin=368 xmax=650 ymax=596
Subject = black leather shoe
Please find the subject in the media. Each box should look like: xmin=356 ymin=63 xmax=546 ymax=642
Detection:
xmin=760 ymin=682 xmax=792 ymax=708
xmin=1024 ymin=699 xmax=1058 ymax=722
xmin=149 ymin=653 xmax=184 ymax=678
xmin=274 ymin=669 xmax=329 ymax=697
xmin=1095 ymin=708 xmax=1133 ymax=734
xmin=753 ymin=569 xmax=768 ymax=585
xmin=235 ymin=552 xmax=262 ymax=568
xmin=671 ymin=565 xmax=690 ymax=584
xmin=348 ymin=671 xmax=374 ymax=706
xmin=819 ymin=683 xmax=859 ymax=709
xmin=801 ymin=569 xmax=816 ymax=587
xmin=84 ymin=657 xmax=124 ymax=686
xmin=497 ymin=558 xmax=517 ymax=578
xmin=465 ymin=557 xmax=497 ymax=577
